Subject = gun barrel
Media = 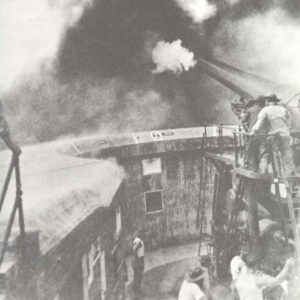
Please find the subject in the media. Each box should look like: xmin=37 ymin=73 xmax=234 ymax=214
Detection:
xmin=196 ymin=57 xmax=299 ymax=104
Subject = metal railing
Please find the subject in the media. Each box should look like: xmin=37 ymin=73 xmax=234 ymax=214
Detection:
xmin=0 ymin=154 xmax=25 ymax=266
xmin=201 ymin=123 xmax=245 ymax=164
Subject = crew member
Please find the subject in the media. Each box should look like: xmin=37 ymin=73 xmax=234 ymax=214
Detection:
xmin=251 ymin=94 xmax=294 ymax=176
xmin=178 ymin=267 xmax=209 ymax=300
xmin=132 ymin=231 xmax=145 ymax=297
xmin=235 ymin=253 xmax=294 ymax=300
xmin=243 ymin=96 xmax=268 ymax=173
xmin=0 ymin=101 xmax=21 ymax=155
xmin=230 ymin=243 xmax=249 ymax=300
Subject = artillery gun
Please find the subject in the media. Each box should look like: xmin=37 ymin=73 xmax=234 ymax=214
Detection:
xmin=195 ymin=56 xmax=300 ymax=299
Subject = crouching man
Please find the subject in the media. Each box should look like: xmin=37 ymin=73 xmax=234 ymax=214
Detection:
xmin=178 ymin=266 xmax=210 ymax=300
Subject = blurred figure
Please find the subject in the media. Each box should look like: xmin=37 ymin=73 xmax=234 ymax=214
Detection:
xmin=199 ymin=256 xmax=213 ymax=300
xmin=132 ymin=231 xmax=145 ymax=298
xmin=241 ymin=97 xmax=265 ymax=132
xmin=230 ymin=243 xmax=249 ymax=300
xmin=178 ymin=266 xmax=209 ymax=300
xmin=235 ymin=252 xmax=294 ymax=300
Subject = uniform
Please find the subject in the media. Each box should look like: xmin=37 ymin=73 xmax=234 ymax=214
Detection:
xmin=132 ymin=236 xmax=145 ymax=296
xmin=252 ymin=103 xmax=294 ymax=176
xmin=178 ymin=280 xmax=205 ymax=300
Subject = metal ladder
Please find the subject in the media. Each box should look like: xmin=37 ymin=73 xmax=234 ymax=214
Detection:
xmin=196 ymin=127 xmax=209 ymax=256
xmin=239 ymin=134 xmax=299 ymax=246
xmin=274 ymin=145 xmax=300 ymax=256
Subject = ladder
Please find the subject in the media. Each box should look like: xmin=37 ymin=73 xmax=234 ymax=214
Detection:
xmin=196 ymin=126 xmax=209 ymax=256
xmin=275 ymin=148 xmax=300 ymax=256
xmin=235 ymin=134 xmax=300 ymax=250
xmin=0 ymin=153 xmax=25 ymax=266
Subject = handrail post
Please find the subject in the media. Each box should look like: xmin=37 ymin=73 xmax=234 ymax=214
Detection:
xmin=219 ymin=124 xmax=224 ymax=155
xmin=0 ymin=154 xmax=26 ymax=267
xmin=233 ymin=131 xmax=239 ymax=167
xmin=15 ymin=156 xmax=26 ymax=263
xmin=0 ymin=155 xmax=16 ymax=212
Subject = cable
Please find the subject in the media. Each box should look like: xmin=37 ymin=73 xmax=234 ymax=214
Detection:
xmin=0 ymin=160 xmax=106 ymax=180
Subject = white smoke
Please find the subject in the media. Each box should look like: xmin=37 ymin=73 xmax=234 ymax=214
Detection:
xmin=152 ymin=40 xmax=197 ymax=74
xmin=0 ymin=0 xmax=92 ymax=95
xmin=174 ymin=0 xmax=217 ymax=24
xmin=213 ymin=8 xmax=300 ymax=88
xmin=225 ymin=0 xmax=241 ymax=5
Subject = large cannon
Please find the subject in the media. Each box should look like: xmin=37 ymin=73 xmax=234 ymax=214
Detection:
xmin=196 ymin=57 xmax=300 ymax=135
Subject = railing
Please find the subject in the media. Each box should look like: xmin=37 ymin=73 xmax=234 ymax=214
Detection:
xmin=201 ymin=123 xmax=245 ymax=165
xmin=0 ymin=154 xmax=25 ymax=267
xmin=201 ymin=124 xmax=300 ymax=174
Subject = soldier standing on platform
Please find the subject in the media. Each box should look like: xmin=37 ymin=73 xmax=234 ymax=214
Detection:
xmin=251 ymin=94 xmax=294 ymax=177
xmin=242 ymin=96 xmax=268 ymax=173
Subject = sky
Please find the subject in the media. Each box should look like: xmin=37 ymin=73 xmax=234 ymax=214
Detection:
xmin=1 ymin=0 xmax=300 ymax=143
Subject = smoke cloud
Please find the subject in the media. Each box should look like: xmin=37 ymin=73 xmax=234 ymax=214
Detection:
xmin=152 ymin=40 xmax=197 ymax=74
xmin=0 ymin=0 xmax=91 ymax=94
xmin=212 ymin=7 xmax=300 ymax=88
xmin=2 ymin=0 xmax=300 ymax=145
xmin=4 ymin=72 xmax=189 ymax=143
xmin=174 ymin=0 xmax=217 ymax=24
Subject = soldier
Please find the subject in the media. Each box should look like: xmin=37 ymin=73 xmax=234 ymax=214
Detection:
xmin=230 ymin=243 xmax=249 ymax=300
xmin=178 ymin=267 xmax=208 ymax=300
xmin=132 ymin=231 xmax=145 ymax=297
xmin=243 ymin=96 xmax=268 ymax=173
xmin=251 ymin=94 xmax=294 ymax=176
xmin=0 ymin=101 xmax=21 ymax=155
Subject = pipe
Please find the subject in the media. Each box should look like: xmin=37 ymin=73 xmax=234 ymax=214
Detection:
xmin=246 ymin=180 xmax=262 ymax=256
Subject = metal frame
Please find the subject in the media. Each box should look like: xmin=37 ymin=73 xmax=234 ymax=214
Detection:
xmin=0 ymin=155 xmax=26 ymax=267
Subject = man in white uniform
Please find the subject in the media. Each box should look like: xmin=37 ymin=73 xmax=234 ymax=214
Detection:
xmin=178 ymin=267 xmax=208 ymax=300
xmin=132 ymin=231 xmax=145 ymax=297
xmin=251 ymin=94 xmax=294 ymax=176
xmin=235 ymin=253 xmax=294 ymax=300
xmin=230 ymin=244 xmax=249 ymax=299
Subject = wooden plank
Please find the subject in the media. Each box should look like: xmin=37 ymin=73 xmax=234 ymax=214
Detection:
xmin=234 ymin=167 xmax=272 ymax=181
xmin=205 ymin=152 xmax=234 ymax=166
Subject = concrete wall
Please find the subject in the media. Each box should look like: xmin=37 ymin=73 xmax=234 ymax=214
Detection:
xmin=121 ymin=150 xmax=215 ymax=253
xmin=4 ymin=136 xmax=224 ymax=299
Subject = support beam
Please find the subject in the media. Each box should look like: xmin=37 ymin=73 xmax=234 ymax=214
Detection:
xmin=246 ymin=180 xmax=261 ymax=256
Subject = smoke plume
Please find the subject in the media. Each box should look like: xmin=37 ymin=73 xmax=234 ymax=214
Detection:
xmin=152 ymin=40 xmax=197 ymax=74
xmin=174 ymin=0 xmax=217 ymax=24
xmin=212 ymin=7 xmax=300 ymax=89
xmin=0 ymin=0 xmax=91 ymax=94
xmin=2 ymin=0 xmax=300 ymax=145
